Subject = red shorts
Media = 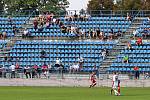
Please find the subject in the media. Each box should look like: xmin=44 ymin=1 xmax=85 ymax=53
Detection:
xmin=91 ymin=79 xmax=96 ymax=83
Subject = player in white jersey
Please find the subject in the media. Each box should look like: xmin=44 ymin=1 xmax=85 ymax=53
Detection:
xmin=111 ymin=72 xmax=120 ymax=96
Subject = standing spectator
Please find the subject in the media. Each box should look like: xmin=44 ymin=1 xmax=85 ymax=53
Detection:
xmin=92 ymin=65 xmax=99 ymax=79
xmin=123 ymin=55 xmax=129 ymax=63
xmin=133 ymin=66 xmax=140 ymax=80
xmin=55 ymin=58 xmax=60 ymax=68
xmin=136 ymin=37 xmax=143 ymax=46
xmin=10 ymin=64 xmax=16 ymax=78
xmin=32 ymin=65 xmax=38 ymax=78
xmin=78 ymin=56 xmax=84 ymax=69
xmin=24 ymin=66 xmax=31 ymax=78
xmin=42 ymin=63 xmax=48 ymax=78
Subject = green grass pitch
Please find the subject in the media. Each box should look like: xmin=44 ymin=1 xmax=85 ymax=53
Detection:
xmin=0 ymin=87 xmax=150 ymax=100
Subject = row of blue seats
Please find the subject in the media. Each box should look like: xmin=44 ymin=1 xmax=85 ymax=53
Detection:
xmin=121 ymin=50 xmax=150 ymax=53
xmin=111 ymin=63 xmax=150 ymax=67
xmin=115 ymin=59 xmax=150 ymax=63
xmin=61 ymin=17 xmax=127 ymax=20
xmin=117 ymin=54 xmax=150 ymax=58
xmin=108 ymin=67 xmax=150 ymax=72
xmin=15 ymin=41 xmax=117 ymax=45
xmin=63 ymin=21 xmax=131 ymax=25
xmin=0 ymin=17 xmax=28 ymax=20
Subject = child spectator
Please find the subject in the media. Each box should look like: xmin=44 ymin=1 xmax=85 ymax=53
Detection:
xmin=123 ymin=55 xmax=129 ymax=63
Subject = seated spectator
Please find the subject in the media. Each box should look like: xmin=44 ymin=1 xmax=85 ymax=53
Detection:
xmin=127 ymin=42 xmax=133 ymax=50
xmin=38 ymin=25 xmax=44 ymax=32
xmin=0 ymin=32 xmax=3 ymax=39
xmin=116 ymin=28 xmax=122 ymax=37
xmin=109 ymin=29 xmax=114 ymax=40
xmin=22 ymin=28 xmax=29 ymax=38
xmin=123 ymin=55 xmax=129 ymax=63
xmin=12 ymin=25 xmax=18 ymax=35
xmin=33 ymin=18 xmax=38 ymax=30
xmin=136 ymin=37 xmax=143 ymax=46
xmin=126 ymin=13 xmax=132 ymax=21
xmin=40 ymin=49 xmax=46 ymax=58
xmin=7 ymin=16 xmax=13 ymax=25
xmin=142 ymin=28 xmax=149 ymax=38
xmin=101 ymin=49 xmax=106 ymax=59
xmin=2 ymin=32 xmax=6 ymax=39
xmin=132 ymin=29 xmax=139 ymax=38
xmin=61 ymin=25 xmax=67 ymax=33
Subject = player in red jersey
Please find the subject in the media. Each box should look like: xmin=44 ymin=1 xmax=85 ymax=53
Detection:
xmin=89 ymin=72 xmax=97 ymax=88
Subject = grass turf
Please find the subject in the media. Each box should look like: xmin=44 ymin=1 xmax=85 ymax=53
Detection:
xmin=0 ymin=87 xmax=150 ymax=100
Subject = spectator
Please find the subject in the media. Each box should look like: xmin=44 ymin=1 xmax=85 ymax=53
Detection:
xmin=10 ymin=64 xmax=16 ymax=78
xmin=133 ymin=66 xmax=140 ymax=80
xmin=109 ymin=28 xmax=114 ymax=40
xmin=132 ymin=29 xmax=138 ymax=38
xmin=0 ymin=32 xmax=3 ymax=39
xmin=7 ymin=16 xmax=13 ymax=25
xmin=127 ymin=42 xmax=133 ymax=50
xmin=22 ymin=28 xmax=29 ymax=38
xmin=136 ymin=37 xmax=143 ymax=46
xmin=55 ymin=58 xmax=61 ymax=68
xmin=38 ymin=24 xmax=44 ymax=32
xmin=116 ymin=28 xmax=122 ymax=37
xmin=32 ymin=65 xmax=38 ymax=78
xmin=24 ymin=66 xmax=31 ymax=78
xmin=33 ymin=18 xmax=38 ymax=30
xmin=101 ymin=49 xmax=106 ymax=59
xmin=142 ymin=28 xmax=149 ymax=38
xmin=40 ymin=49 xmax=46 ymax=58
xmin=144 ymin=72 xmax=150 ymax=79
xmin=37 ymin=66 xmax=42 ymax=78
xmin=42 ymin=63 xmax=48 ymax=78
xmin=92 ymin=65 xmax=99 ymax=79
xmin=2 ymin=32 xmax=7 ymax=39
xmin=12 ymin=25 xmax=18 ymax=35
xmin=123 ymin=55 xmax=129 ymax=63
xmin=78 ymin=56 xmax=84 ymax=69
xmin=126 ymin=13 xmax=132 ymax=21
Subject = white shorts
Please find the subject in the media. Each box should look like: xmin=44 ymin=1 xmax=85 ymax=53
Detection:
xmin=112 ymin=82 xmax=118 ymax=89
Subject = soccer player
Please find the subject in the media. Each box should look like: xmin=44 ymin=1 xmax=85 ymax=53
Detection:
xmin=111 ymin=72 xmax=120 ymax=96
xmin=89 ymin=72 xmax=97 ymax=88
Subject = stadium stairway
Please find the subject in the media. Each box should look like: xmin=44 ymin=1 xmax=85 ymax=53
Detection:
xmin=0 ymin=19 xmax=29 ymax=66
xmin=99 ymin=17 xmax=144 ymax=74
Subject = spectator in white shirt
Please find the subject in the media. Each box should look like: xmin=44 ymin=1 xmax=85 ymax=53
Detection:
xmin=55 ymin=58 xmax=60 ymax=68
xmin=10 ymin=64 xmax=16 ymax=78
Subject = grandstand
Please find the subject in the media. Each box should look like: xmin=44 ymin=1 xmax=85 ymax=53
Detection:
xmin=0 ymin=10 xmax=149 ymax=81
